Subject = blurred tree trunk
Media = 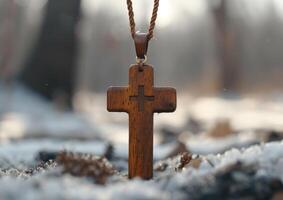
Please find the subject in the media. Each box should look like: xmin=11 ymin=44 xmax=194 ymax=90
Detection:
xmin=20 ymin=0 xmax=81 ymax=109
xmin=0 ymin=0 xmax=16 ymax=83
xmin=213 ymin=0 xmax=240 ymax=94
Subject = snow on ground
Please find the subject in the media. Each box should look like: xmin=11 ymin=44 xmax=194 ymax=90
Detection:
xmin=190 ymin=97 xmax=283 ymax=131
xmin=0 ymin=84 xmax=100 ymax=141
xmin=1 ymin=84 xmax=283 ymax=199
xmin=0 ymin=142 xmax=283 ymax=199
xmin=187 ymin=131 xmax=258 ymax=154
xmin=0 ymin=139 xmax=108 ymax=169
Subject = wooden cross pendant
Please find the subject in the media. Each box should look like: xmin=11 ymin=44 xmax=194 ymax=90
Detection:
xmin=107 ymin=64 xmax=176 ymax=179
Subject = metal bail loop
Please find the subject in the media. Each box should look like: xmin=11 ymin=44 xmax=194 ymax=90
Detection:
xmin=134 ymin=31 xmax=149 ymax=61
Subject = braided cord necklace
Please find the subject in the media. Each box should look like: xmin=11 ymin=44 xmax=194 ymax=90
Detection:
xmin=126 ymin=0 xmax=160 ymax=63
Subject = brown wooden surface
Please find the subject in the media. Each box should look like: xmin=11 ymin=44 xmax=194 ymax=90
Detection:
xmin=107 ymin=64 xmax=176 ymax=179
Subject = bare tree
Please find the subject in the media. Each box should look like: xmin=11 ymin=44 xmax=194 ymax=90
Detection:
xmin=0 ymin=0 xmax=16 ymax=83
xmin=212 ymin=0 xmax=240 ymax=94
xmin=20 ymin=0 xmax=81 ymax=108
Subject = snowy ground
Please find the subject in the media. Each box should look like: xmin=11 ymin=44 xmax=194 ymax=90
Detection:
xmin=1 ymin=84 xmax=283 ymax=199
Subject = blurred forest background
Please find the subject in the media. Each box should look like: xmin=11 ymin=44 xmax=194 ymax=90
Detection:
xmin=1 ymin=0 xmax=283 ymax=108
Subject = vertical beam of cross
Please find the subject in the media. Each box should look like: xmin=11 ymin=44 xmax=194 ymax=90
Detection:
xmin=107 ymin=64 xmax=176 ymax=179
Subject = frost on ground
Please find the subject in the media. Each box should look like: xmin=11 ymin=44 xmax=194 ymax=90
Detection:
xmin=0 ymin=143 xmax=283 ymax=200
xmin=1 ymin=85 xmax=283 ymax=199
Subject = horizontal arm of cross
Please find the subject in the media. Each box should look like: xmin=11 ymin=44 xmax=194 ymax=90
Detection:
xmin=153 ymin=87 xmax=176 ymax=113
xmin=107 ymin=87 xmax=129 ymax=113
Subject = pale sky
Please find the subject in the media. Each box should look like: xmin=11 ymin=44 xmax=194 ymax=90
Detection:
xmin=81 ymin=0 xmax=283 ymax=29
xmin=81 ymin=0 xmax=209 ymax=28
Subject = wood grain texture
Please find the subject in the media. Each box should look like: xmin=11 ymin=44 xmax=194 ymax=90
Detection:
xmin=107 ymin=64 xmax=176 ymax=179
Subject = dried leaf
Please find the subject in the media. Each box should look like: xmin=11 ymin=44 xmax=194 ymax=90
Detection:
xmin=166 ymin=141 xmax=190 ymax=158
xmin=188 ymin=156 xmax=202 ymax=169
xmin=56 ymin=151 xmax=116 ymax=184
xmin=272 ymin=191 xmax=283 ymax=200
xmin=176 ymin=152 xmax=192 ymax=171
xmin=208 ymin=119 xmax=233 ymax=138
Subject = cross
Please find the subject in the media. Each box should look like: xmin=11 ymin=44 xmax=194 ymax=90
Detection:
xmin=107 ymin=64 xmax=176 ymax=179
